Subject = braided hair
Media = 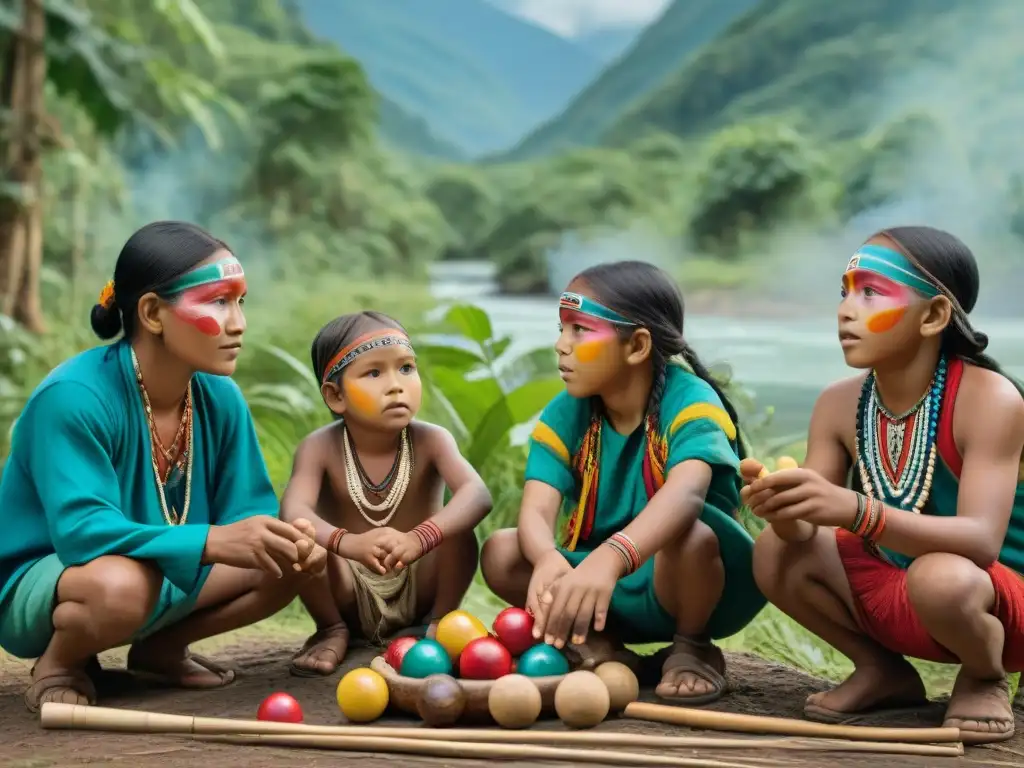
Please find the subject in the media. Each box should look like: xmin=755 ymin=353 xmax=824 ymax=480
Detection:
xmin=879 ymin=226 xmax=1024 ymax=398
xmin=571 ymin=260 xmax=746 ymax=459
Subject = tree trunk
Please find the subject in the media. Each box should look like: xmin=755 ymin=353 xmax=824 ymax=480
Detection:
xmin=0 ymin=0 xmax=47 ymax=332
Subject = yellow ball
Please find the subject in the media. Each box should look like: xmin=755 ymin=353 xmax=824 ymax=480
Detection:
xmin=435 ymin=609 xmax=488 ymax=658
xmin=775 ymin=455 xmax=799 ymax=470
xmin=336 ymin=667 xmax=389 ymax=723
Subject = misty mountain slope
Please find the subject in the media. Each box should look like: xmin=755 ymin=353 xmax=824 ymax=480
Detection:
xmin=204 ymin=2 xmax=463 ymax=159
xmin=497 ymin=0 xmax=760 ymax=161
xmin=606 ymin=0 xmax=1024 ymax=151
xmin=298 ymin=0 xmax=602 ymax=156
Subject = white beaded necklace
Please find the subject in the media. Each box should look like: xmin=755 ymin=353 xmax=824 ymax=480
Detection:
xmin=342 ymin=424 xmax=412 ymax=527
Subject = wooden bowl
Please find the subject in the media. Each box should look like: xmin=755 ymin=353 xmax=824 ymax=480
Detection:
xmin=370 ymin=655 xmax=567 ymax=723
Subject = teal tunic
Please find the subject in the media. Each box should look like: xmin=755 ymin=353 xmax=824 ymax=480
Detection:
xmin=0 ymin=339 xmax=279 ymax=658
xmin=524 ymin=363 xmax=766 ymax=644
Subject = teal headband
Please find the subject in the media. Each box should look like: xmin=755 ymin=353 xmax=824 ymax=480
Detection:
xmin=160 ymin=256 xmax=245 ymax=296
xmin=559 ymin=292 xmax=635 ymax=325
xmin=844 ymin=245 xmax=940 ymax=298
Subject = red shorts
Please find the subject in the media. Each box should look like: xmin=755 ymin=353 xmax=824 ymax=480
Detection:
xmin=836 ymin=529 xmax=1024 ymax=671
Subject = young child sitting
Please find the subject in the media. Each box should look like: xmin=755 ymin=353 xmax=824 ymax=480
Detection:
xmin=282 ymin=311 xmax=493 ymax=675
xmin=480 ymin=261 xmax=766 ymax=704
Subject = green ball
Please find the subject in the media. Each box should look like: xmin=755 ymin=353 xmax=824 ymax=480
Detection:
xmin=516 ymin=643 xmax=570 ymax=677
xmin=400 ymin=638 xmax=453 ymax=679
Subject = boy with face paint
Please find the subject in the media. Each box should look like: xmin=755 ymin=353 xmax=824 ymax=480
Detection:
xmin=481 ymin=262 xmax=766 ymax=705
xmin=280 ymin=311 xmax=493 ymax=675
xmin=744 ymin=227 xmax=1024 ymax=744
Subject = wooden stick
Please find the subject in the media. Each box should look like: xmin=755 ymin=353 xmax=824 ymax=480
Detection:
xmin=624 ymin=702 xmax=961 ymax=744
xmin=195 ymin=732 xmax=769 ymax=767
xmin=39 ymin=703 xmax=963 ymax=758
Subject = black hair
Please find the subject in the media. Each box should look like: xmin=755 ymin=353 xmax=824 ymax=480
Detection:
xmin=571 ymin=260 xmax=747 ymax=458
xmin=878 ymin=225 xmax=1024 ymax=396
xmin=311 ymin=310 xmax=408 ymax=385
xmin=90 ymin=220 xmax=230 ymax=340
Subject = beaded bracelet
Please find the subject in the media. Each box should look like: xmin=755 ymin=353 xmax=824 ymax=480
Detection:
xmin=327 ymin=526 xmax=348 ymax=554
xmin=603 ymin=532 xmax=642 ymax=575
xmin=411 ymin=520 xmax=443 ymax=555
xmin=863 ymin=498 xmax=887 ymax=542
xmin=849 ymin=492 xmax=867 ymax=534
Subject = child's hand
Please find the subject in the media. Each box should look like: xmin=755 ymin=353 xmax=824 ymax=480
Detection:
xmin=526 ymin=550 xmax=572 ymax=636
xmin=338 ymin=528 xmax=402 ymax=574
xmin=739 ymin=457 xmax=768 ymax=485
xmin=382 ymin=532 xmax=424 ymax=571
xmin=534 ymin=547 xmax=618 ymax=649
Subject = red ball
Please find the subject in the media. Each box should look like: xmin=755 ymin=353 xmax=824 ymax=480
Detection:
xmin=458 ymin=636 xmax=513 ymax=680
xmin=492 ymin=607 xmax=535 ymax=657
xmin=385 ymin=635 xmax=419 ymax=671
xmin=257 ymin=692 xmax=303 ymax=723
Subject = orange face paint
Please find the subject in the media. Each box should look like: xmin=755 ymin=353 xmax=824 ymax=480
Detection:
xmin=559 ymin=308 xmax=619 ymax=364
xmin=343 ymin=379 xmax=378 ymax=416
xmin=842 ymin=270 xmax=914 ymax=335
xmin=172 ymin=277 xmax=247 ymax=336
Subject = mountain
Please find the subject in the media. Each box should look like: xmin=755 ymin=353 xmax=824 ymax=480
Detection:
xmin=606 ymin=0 xmax=1023 ymax=149
xmin=204 ymin=1 xmax=463 ymax=159
xmin=577 ymin=27 xmax=643 ymax=63
xmin=497 ymin=0 xmax=760 ymax=161
xmin=298 ymin=0 xmax=603 ymax=156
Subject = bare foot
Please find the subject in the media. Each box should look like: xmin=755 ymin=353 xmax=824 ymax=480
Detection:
xmin=804 ymin=656 xmax=927 ymax=722
xmin=289 ymin=623 xmax=350 ymax=677
xmin=655 ymin=635 xmax=727 ymax=704
xmin=23 ymin=658 xmax=97 ymax=713
xmin=126 ymin=644 xmax=235 ymax=689
xmin=942 ymin=670 xmax=1016 ymax=744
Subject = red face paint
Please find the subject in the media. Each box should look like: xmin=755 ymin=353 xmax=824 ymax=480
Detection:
xmin=558 ymin=307 xmax=619 ymax=364
xmin=841 ymin=270 xmax=914 ymax=335
xmin=172 ymin=277 xmax=247 ymax=336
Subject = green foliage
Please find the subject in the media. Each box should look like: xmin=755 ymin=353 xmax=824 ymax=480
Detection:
xmin=837 ymin=111 xmax=954 ymax=220
xmin=425 ymin=165 xmax=500 ymax=260
xmin=689 ymin=121 xmax=820 ymax=256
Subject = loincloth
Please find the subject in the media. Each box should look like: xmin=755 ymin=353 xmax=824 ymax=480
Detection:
xmin=345 ymin=558 xmax=421 ymax=646
xmin=835 ymin=528 xmax=1024 ymax=671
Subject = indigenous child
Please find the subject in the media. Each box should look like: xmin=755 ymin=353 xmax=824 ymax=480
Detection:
xmin=481 ymin=261 xmax=766 ymax=705
xmin=282 ymin=311 xmax=493 ymax=675
xmin=745 ymin=226 xmax=1024 ymax=744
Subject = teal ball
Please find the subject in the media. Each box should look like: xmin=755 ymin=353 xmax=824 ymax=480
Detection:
xmin=516 ymin=643 xmax=570 ymax=677
xmin=400 ymin=638 xmax=453 ymax=679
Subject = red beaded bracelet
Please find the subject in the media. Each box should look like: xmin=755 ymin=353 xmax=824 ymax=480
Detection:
xmin=411 ymin=519 xmax=443 ymax=555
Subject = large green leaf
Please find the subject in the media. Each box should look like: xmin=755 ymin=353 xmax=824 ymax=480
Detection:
xmin=443 ymin=303 xmax=493 ymax=345
xmin=465 ymin=377 xmax=564 ymax=470
xmin=413 ymin=342 xmax=484 ymax=374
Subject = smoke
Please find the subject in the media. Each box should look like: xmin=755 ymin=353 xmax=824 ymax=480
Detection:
xmin=544 ymin=222 xmax=675 ymax=292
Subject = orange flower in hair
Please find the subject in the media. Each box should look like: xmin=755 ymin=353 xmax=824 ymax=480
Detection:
xmin=98 ymin=279 xmax=115 ymax=309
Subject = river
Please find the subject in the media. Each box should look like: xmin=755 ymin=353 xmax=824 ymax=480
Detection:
xmin=427 ymin=261 xmax=1024 ymax=444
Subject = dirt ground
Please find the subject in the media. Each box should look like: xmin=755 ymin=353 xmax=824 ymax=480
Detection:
xmin=3 ymin=626 xmax=1023 ymax=768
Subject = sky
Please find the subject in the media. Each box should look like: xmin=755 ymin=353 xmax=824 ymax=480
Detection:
xmin=496 ymin=0 xmax=672 ymax=37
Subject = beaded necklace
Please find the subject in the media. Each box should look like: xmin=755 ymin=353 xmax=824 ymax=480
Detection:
xmin=342 ymin=424 xmax=413 ymax=527
xmin=131 ymin=348 xmax=194 ymax=526
xmin=855 ymin=355 xmax=947 ymax=514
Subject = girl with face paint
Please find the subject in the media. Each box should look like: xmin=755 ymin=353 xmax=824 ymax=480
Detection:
xmin=0 ymin=221 xmax=327 ymax=713
xmin=743 ymin=226 xmax=1024 ymax=744
xmin=279 ymin=311 xmax=493 ymax=676
xmin=480 ymin=261 xmax=766 ymax=706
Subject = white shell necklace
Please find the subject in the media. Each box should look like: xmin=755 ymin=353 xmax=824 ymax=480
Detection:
xmin=342 ymin=424 xmax=412 ymax=527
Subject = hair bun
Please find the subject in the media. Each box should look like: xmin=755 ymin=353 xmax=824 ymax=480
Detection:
xmin=90 ymin=302 xmax=123 ymax=340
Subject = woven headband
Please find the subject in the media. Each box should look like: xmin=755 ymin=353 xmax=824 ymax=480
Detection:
xmin=322 ymin=328 xmax=414 ymax=384
xmin=559 ymin=292 xmax=635 ymax=325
